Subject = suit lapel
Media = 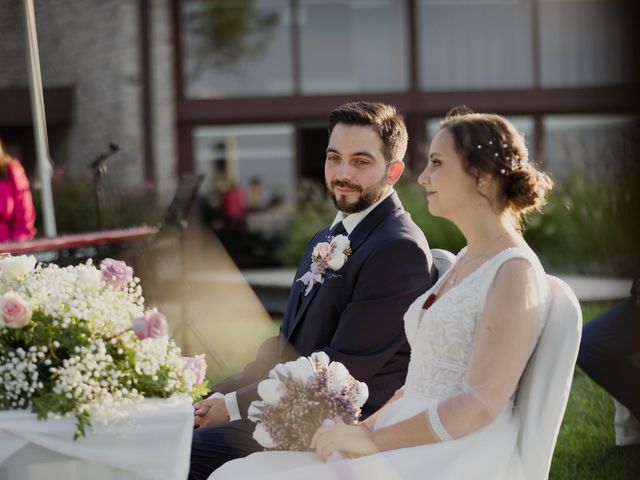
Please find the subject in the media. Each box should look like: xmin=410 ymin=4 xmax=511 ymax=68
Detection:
xmin=281 ymin=226 xmax=331 ymax=339
xmin=347 ymin=192 xmax=402 ymax=253
xmin=283 ymin=193 xmax=403 ymax=344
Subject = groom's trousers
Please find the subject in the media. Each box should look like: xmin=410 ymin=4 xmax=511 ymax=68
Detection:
xmin=577 ymin=297 xmax=640 ymax=420
xmin=189 ymin=419 xmax=262 ymax=480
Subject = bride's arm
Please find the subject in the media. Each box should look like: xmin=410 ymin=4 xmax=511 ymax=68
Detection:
xmin=313 ymin=258 xmax=545 ymax=458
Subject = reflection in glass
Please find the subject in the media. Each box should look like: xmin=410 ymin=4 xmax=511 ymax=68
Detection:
xmin=193 ymin=124 xmax=296 ymax=208
xmin=539 ymin=0 xmax=633 ymax=87
xmin=298 ymin=0 xmax=408 ymax=94
xmin=417 ymin=0 xmax=534 ymax=90
xmin=542 ymin=115 xmax=637 ymax=179
xmin=182 ymin=0 xmax=293 ymax=98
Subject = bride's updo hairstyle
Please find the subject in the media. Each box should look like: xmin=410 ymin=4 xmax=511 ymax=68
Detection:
xmin=439 ymin=106 xmax=553 ymax=230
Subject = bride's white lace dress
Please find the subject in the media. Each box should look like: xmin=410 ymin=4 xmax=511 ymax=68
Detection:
xmin=211 ymin=247 xmax=550 ymax=480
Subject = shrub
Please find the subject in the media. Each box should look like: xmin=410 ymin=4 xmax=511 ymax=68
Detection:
xmin=32 ymin=174 xmax=162 ymax=235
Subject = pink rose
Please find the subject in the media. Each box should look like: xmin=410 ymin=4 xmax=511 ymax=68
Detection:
xmin=312 ymin=242 xmax=332 ymax=259
xmin=182 ymin=355 xmax=207 ymax=384
xmin=0 ymin=292 xmax=32 ymax=329
xmin=100 ymin=258 xmax=133 ymax=290
xmin=133 ymin=308 xmax=168 ymax=340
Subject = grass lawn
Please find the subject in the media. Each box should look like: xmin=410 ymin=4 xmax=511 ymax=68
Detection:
xmin=549 ymin=302 xmax=640 ymax=479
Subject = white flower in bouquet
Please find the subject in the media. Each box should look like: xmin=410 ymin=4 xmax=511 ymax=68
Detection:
xmin=249 ymin=351 xmax=369 ymax=451
xmin=0 ymin=254 xmax=37 ymax=280
xmin=0 ymin=256 xmax=210 ymax=439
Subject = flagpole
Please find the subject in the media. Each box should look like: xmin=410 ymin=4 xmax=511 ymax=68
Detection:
xmin=23 ymin=0 xmax=57 ymax=237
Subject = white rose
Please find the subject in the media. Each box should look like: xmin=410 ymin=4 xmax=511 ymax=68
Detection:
xmin=253 ymin=423 xmax=277 ymax=448
xmin=330 ymin=235 xmax=350 ymax=252
xmin=354 ymin=381 xmax=369 ymax=407
xmin=309 ymin=351 xmax=330 ymax=368
xmin=269 ymin=363 xmax=290 ymax=382
xmin=0 ymin=255 xmax=37 ymax=281
xmin=284 ymin=356 xmax=316 ymax=383
xmin=247 ymin=400 xmax=266 ymax=422
xmin=327 ymin=361 xmax=351 ymax=392
xmin=327 ymin=253 xmax=347 ymax=271
xmin=312 ymin=242 xmax=332 ymax=259
xmin=257 ymin=379 xmax=285 ymax=405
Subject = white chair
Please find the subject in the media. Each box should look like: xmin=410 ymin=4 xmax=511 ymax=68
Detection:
xmin=516 ymin=275 xmax=582 ymax=480
xmin=430 ymin=248 xmax=456 ymax=278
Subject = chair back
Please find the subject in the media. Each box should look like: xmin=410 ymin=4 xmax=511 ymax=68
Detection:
xmin=430 ymin=248 xmax=456 ymax=279
xmin=516 ymin=275 xmax=582 ymax=480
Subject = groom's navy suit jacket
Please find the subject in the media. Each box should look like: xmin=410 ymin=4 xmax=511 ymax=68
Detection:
xmin=212 ymin=192 xmax=435 ymax=418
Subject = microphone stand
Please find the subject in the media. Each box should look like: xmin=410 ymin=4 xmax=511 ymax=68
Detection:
xmin=89 ymin=143 xmax=119 ymax=231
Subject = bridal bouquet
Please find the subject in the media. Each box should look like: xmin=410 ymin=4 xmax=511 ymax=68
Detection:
xmin=248 ymin=351 xmax=368 ymax=451
xmin=0 ymin=255 xmax=209 ymax=438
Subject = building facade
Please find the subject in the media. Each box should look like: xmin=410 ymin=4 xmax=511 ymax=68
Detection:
xmin=1 ymin=0 xmax=638 ymax=206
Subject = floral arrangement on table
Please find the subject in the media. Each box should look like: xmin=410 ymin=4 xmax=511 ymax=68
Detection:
xmin=0 ymin=255 xmax=208 ymax=438
xmin=297 ymin=234 xmax=351 ymax=295
xmin=248 ymin=351 xmax=368 ymax=451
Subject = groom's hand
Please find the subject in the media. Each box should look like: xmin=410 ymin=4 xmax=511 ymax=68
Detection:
xmin=193 ymin=398 xmax=229 ymax=428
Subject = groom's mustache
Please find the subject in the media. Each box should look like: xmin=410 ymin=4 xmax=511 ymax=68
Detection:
xmin=331 ymin=180 xmax=362 ymax=192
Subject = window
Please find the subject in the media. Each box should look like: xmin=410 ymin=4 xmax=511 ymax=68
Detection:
xmin=193 ymin=124 xmax=296 ymax=206
xmin=298 ymin=0 xmax=409 ymax=94
xmin=181 ymin=0 xmax=294 ymax=98
xmin=539 ymin=0 xmax=633 ymax=87
xmin=417 ymin=0 xmax=534 ymax=90
xmin=542 ymin=115 xmax=637 ymax=179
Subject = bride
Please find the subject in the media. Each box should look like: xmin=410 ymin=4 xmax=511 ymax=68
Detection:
xmin=211 ymin=107 xmax=554 ymax=480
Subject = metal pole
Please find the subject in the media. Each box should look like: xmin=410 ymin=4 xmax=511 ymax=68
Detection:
xmin=23 ymin=0 xmax=57 ymax=237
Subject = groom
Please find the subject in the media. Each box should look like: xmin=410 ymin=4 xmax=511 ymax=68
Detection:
xmin=189 ymin=101 xmax=435 ymax=479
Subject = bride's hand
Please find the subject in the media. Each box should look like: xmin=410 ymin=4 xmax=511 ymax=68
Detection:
xmin=310 ymin=418 xmax=378 ymax=460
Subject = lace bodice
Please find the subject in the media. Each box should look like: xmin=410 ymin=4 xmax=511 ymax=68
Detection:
xmin=402 ymin=247 xmax=548 ymax=401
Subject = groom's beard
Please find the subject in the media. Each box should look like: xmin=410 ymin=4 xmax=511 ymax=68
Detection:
xmin=327 ymin=172 xmax=389 ymax=214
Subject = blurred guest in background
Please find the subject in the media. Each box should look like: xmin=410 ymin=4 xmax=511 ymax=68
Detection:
xmin=222 ymin=180 xmax=246 ymax=231
xmin=577 ymin=276 xmax=640 ymax=446
xmin=0 ymin=137 xmax=36 ymax=242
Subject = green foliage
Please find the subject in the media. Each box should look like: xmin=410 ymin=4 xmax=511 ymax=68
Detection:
xmin=277 ymin=178 xmax=467 ymax=266
xmin=551 ymin=369 xmax=640 ymax=480
xmin=32 ymin=174 xmax=161 ymax=234
xmin=549 ymin=302 xmax=640 ymax=479
xmin=277 ymin=180 xmax=335 ymax=267
xmin=524 ymin=167 xmax=639 ymax=276
xmin=187 ymin=0 xmax=279 ymax=69
xmin=280 ymin=168 xmax=639 ymax=276
xmin=393 ymin=177 xmax=466 ymax=253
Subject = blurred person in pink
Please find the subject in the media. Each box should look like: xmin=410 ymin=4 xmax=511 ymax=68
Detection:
xmin=0 ymin=138 xmax=36 ymax=242
xmin=222 ymin=180 xmax=246 ymax=230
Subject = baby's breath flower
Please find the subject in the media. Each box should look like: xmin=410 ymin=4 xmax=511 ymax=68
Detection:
xmin=0 ymin=255 xmax=207 ymax=438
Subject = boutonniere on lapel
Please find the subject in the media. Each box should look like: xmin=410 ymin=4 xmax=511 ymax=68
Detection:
xmin=297 ymin=235 xmax=351 ymax=295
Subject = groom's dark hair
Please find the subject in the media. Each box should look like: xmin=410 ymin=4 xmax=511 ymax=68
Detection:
xmin=328 ymin=101 xmax=408 ymax=164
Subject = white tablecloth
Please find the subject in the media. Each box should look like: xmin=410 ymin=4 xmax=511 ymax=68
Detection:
xmin=0 ymin=396 xmax=194 ymax=480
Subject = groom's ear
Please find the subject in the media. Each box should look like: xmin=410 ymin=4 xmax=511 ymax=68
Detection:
xmin=386 ymin=160 xmax=405 ymax=185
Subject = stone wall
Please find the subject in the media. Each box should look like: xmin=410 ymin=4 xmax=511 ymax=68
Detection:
xmin=0 ymin=0 xmax=177 ymax=202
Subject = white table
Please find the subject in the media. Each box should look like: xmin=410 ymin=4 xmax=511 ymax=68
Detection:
xmin=0 ymin=396 xmax=194 ymax=480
